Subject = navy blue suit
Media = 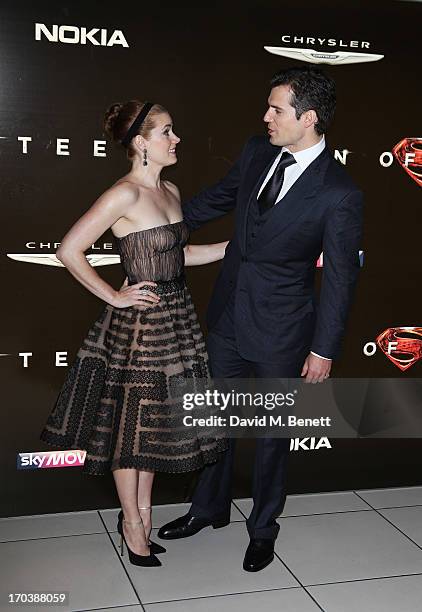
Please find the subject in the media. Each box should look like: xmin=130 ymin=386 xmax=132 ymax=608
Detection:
xmin=183 ymin=136 xmax=363 ymax=540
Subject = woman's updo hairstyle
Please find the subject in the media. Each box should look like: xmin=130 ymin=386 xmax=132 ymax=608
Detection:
xmin=104 ymin=100 xmax=168 ymax=158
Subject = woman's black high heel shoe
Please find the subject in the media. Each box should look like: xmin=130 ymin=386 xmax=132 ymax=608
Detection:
xmin=117 ymin=509 xmax=166 ymax=555
xmin=119 ymin=519 xmax=161 ymax=567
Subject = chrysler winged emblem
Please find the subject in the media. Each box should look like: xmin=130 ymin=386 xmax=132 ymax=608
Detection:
xmin=264 ymin=46 xmax=384 ymax=65
xmin=6 ymin=253 xmax=121 ymax=267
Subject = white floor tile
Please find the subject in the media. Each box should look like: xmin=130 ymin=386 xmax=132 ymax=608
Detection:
xmin=0 ymin=511 xmax=105 ymax=543
xmin=235 ymin=491 xmax=370 ymax=518
xmin=356 ymin=486 xmax=422 ymax=508
xmin=111 ymin=521 xmax=298 ymax=604
xmin=145 ymin=587 xmax=321 ymax=611
xmin=6 ymin=490 xmax=422 ymax=612
xmin=100 ymin=502 xmax=244 ymax=534
xmin=309 ymin=574 xmax=422 ymax=612
xmin=0 ymin=533 xmax=138 ymax=611
xmin=379 ymin=506 xmax=422 ymax=547
xmin=275 ymin=510 xmax=422 ymax=585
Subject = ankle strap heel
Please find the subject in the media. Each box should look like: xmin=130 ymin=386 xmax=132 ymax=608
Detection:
xmin=119 ymin=519 xmax=161 ymax=567
xmin=116 ymin=508 xmax=167 ymax=556
xmin=138 ymin=507 xmax=167 ymax=555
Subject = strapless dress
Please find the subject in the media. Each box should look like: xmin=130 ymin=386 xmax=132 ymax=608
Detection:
xmin=40 ymin=221 xmax=227 ymax=475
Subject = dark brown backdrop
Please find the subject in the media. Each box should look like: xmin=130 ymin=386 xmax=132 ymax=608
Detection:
xmin=1 ymin=0 xmax=421 ymax=517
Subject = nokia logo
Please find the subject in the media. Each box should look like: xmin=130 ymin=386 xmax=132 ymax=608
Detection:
xmin=290 ymin=437 xmax=332 ymax=451
xmin=35 ymin=23 xmax=129 ymax=48
xmin=265 ymin=34 xmax=383 ymax=65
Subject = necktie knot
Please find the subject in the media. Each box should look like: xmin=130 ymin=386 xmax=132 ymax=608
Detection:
xmin=277 ymin=151 xmax=296 ymax=170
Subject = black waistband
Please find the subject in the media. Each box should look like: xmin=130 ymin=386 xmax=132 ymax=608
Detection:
xmin=129 ymin=274 xmax=186 ymax=295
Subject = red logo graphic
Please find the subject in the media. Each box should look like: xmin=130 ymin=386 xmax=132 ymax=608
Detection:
xmin=393 ymin=138 xmax=422 ymax=187
xmin=376 ymin=327 xmax=422 ymax=371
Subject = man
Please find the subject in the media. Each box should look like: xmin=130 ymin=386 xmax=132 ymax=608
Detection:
xmin=158 ymin=66 xmax=363 ymax=572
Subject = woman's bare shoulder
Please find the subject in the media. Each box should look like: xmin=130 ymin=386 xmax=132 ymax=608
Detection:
xmin=107 ymin=180 xmax=140 ymax=204
xmin=86 ymin=181 xmax=141 ymax=225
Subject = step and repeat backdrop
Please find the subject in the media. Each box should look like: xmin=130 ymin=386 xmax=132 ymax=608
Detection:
xmin=1 ymin=0 xmax=421 ymax=516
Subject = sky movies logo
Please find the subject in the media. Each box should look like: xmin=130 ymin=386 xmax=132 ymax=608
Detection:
xmin=18 ymin=450 xmax=86 ymax=470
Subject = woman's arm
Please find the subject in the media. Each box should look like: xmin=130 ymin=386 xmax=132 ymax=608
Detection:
xmin=183 ymin=241 xmax=229 ymax=266
xmin=56 ymin=184 xmax=159 ymax=308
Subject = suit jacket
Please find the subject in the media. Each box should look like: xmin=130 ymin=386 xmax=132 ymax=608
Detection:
xmin=183 ymin=136 xmax=363 ymax=363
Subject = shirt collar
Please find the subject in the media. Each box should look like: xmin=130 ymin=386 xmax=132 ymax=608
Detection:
xmin=282 ymin=135 xmax=326 ymax=171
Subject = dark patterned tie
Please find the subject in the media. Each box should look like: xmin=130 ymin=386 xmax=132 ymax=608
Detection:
xmin=257 ymin=151 xmax=297 ymax=214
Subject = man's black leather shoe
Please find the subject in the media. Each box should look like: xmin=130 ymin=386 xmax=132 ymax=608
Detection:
xmin=243 ymin=538 xmax=275 ymax=572
xmin=157 ymin=512 xmax=230 ymax=540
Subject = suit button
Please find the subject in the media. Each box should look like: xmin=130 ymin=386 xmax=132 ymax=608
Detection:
xmin=251 ymin=232 xmax=256 ymax=238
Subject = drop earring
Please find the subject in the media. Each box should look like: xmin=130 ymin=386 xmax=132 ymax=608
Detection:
xmin=143 ymin=149 xmax=148 ymax=166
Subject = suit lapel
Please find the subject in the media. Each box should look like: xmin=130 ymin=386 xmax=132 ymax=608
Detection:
xmin=247 ymin=148 xmax=330 ymax=252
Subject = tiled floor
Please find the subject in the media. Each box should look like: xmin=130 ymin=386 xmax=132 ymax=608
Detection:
xmin=1 ymin=487 xmax=422 ymax=611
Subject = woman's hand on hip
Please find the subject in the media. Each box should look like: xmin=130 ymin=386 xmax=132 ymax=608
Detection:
xmin=111 ymin=280 xmax=160 ymax=309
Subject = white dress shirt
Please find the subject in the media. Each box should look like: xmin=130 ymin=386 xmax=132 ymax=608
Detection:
xmin=258 ymin=135 xmax=326 ymax=201
xmin=258 ymin=135 xmax=331 ymax=361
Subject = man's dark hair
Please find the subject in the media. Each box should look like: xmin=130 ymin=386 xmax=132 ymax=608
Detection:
xmin=270 ymin=66 xmax=336 ymax=135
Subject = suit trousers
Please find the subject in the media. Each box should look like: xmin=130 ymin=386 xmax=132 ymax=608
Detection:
xmin=190 ymin=296 xmax=306 ymax=541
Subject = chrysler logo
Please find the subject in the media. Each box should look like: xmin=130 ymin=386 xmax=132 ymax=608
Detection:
xmin=6 ymin=254 xmax=120 ymax=267
xmin=264 ymin=46 xmax=384 ymax=65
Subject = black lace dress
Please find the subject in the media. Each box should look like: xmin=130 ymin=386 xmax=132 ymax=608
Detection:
xmin=40 ymin=221 xmax=227 ymax=475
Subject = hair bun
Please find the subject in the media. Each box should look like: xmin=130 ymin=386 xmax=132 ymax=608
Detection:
xmin=104 ymin=103 xmax=124 ymax=137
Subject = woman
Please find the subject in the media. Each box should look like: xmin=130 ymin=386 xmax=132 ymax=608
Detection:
xmin=39 ymin=100 xmax=229 ymax=568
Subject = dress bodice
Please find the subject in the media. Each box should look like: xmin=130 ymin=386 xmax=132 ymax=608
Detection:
xmin=114 ymin=220 xmax=189 ymax=283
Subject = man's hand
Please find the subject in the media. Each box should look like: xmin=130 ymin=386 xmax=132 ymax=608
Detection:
xmin=301 ymin=353 xmax=332 ymax=384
